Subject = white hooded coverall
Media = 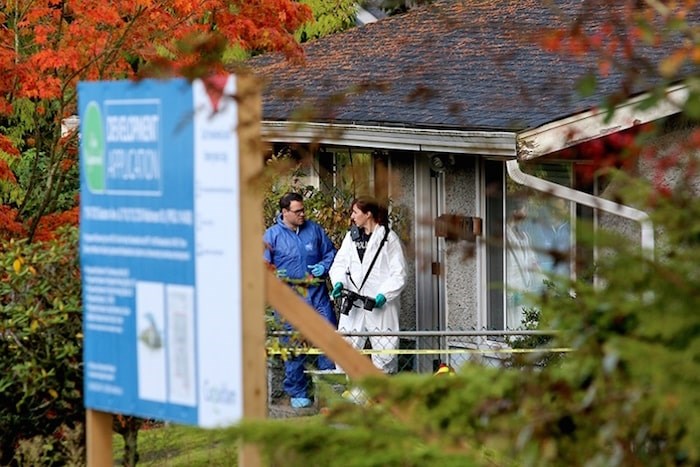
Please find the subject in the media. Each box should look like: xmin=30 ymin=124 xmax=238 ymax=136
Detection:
xmin=329 ymin=225 xmax=407 ymax=373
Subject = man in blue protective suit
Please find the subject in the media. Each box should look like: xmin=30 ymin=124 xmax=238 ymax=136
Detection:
xmin=263 ymin=192 xmax=337 ymax=409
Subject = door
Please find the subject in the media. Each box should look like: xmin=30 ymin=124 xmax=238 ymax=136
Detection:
xmin=414 ymin=154 xmax=447 ymax=371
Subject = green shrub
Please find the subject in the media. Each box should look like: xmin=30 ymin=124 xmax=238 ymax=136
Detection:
xmin=12 ymin=423 xmax=84 ymax=467
xmin=0 ymin=226 xmax=84 ymax=465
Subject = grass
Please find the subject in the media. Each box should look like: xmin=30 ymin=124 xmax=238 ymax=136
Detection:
xmin=109 ymin=375 xmax=351 ymax=466
xmin=112 ymin=424 xmax=238 ymax=466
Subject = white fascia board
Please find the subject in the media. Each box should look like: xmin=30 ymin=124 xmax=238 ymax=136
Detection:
xmin=517 ymin=83 xmax=688 ymax=160
xmin=262 ymin=121 xmax=517 ymax=157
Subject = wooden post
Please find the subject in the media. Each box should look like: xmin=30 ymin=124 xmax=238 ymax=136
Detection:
xmin=237 ymin=73 xmax=266 ymax=467
xmin=86 ymin=409 xmax=112 ymax=466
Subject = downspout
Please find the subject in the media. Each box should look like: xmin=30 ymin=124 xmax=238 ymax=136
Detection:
xmin=506 ymin=160 xmax=654 ymax=259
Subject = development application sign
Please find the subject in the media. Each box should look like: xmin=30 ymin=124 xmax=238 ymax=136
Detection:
xmin=79 ymin=77 xmax=243 ymax=427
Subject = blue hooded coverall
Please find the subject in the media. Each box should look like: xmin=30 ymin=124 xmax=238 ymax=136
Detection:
xmin=263 ymin=214 xmax=337 ymax=398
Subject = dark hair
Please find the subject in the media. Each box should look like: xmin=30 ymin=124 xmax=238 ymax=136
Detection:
xmin=279 ymin=192 xmax=303 ymax=211
xmin=352 ymin=196 xmax=389 ymax=226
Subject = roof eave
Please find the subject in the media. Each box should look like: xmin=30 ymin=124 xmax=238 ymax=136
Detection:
xmin=517 ymin=83 xmax=688 ymax=160
xmin=262 ymin=121 xmax=517 ymax=157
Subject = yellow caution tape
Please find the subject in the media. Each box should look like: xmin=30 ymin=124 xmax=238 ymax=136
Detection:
xmin=266 ymin=347 xmax=572 ymax=356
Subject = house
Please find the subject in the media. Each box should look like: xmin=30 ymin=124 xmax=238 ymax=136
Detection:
xmin=249 ymin=0 xmax=698 ymax=369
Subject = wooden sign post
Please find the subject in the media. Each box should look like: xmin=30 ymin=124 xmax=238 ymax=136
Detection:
xmin=86 ymin=409 xmax=112 ymax=466
xmin=237 ymin=74 xmax=266 ymax=467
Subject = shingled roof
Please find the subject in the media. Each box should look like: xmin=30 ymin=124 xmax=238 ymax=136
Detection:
xmin=250 ymin=0 xmax=682 ymax=133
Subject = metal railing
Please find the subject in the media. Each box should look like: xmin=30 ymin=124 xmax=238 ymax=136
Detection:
xmin=266 ymin=329 xmax=568 ymax=417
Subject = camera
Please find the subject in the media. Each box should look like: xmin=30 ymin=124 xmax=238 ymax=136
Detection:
xmin=338 ymin=292 xmax=355 ymax=315
xmin=337 ymin=289 xmax=376 ymax=315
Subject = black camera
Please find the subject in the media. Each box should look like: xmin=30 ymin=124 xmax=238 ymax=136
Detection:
xmin=338 ymin=292 xmax=355 ymax=315
xmin=337 ymin=289 xmax=376 ymax=315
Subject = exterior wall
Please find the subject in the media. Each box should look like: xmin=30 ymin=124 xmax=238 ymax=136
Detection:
xmin=597 ymin=212 xmax=640 ymax=246
xmin=640 ymin=119 xmax=700 ymax=195
xmin=443 ymin=156 xmax=479 ymax=330
xmin=599 ymin=119 xmax=700 ymax=242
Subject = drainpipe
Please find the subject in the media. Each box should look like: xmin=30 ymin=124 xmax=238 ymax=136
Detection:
xmin=506 ymin=159 xmax=654 ymax=259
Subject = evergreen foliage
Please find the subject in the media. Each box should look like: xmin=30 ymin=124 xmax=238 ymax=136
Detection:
xmin=232 ymin=167 xmax=700 ymax=466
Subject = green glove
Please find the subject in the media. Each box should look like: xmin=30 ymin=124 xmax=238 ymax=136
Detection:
xmin=374 ymin=293 xmax=386 ymax=308
xmin=331 ymin=282 xmax=343 ymax=299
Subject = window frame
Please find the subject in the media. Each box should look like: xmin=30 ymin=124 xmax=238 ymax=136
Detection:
xmin=483 ymin=159 xmax=582 ymax=331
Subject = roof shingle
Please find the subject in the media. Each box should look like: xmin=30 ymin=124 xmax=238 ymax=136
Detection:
xmin=250 ymin=0 xmax=693 ymax=132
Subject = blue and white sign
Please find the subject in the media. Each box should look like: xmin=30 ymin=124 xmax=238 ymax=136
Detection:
xmin=79 ymin=76 xmax=243 ymax=428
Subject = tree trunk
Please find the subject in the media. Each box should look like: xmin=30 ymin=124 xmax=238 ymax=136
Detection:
xmin=113 ymin=416 xmax=143 ymax=467
xmin=121 ymin=428 xmax=139 ymax=467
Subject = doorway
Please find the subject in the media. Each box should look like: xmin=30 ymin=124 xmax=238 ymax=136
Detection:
xmin=414 ymin=154 xmax=447 ymax=371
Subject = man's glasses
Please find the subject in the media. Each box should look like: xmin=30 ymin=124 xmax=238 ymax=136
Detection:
xmin=288 ymin=208 xmax=305 ymax=215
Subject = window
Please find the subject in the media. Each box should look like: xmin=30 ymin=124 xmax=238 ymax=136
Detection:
xmin=317 ymin=148 xmax=384 ymax=204
xmin=485 ymin=160 xmax=576 ymax=330
xmin=267 ymin=144 xmax=383 ymax=202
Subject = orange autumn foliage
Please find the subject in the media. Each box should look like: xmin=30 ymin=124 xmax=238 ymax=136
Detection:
xmin=0 ymin=0 xmax=312 ymax=241
xmin=0 ymin=159 xmax=16 ymax=183
xmin=0 ymin=0 xmax=311 ymax=111
xmin=0 ymin=135 xmax=19 ymax=157
xmin=0 ymin=206 xmax=26 ymax=239
xmin=31 ymin=207 xmax=80 ymax=242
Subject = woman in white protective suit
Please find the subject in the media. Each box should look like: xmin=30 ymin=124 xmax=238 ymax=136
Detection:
xmin=329 ymin=197 xmax=407 ymax=373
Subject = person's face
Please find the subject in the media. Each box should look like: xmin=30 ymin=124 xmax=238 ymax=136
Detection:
xmin=282 ymin=200 xmax=306 ymax=227
xmin=350 ymin=204 xmax=371 ymax=229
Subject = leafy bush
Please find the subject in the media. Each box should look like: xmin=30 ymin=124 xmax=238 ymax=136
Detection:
xmin=12 ymin=423 xmax=84 ymax=467
xmin=4 ymin=147 xmax=80 ymax=220
xmin=0 ymin=226 xmax=84 ymax=465
xmin=295 ymin=0 xmax=357 ymax=43
xmin=263 ymin=152 xmax=356 ymax=246
xmin=506 ymin=280 xmax=567 ymax=368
